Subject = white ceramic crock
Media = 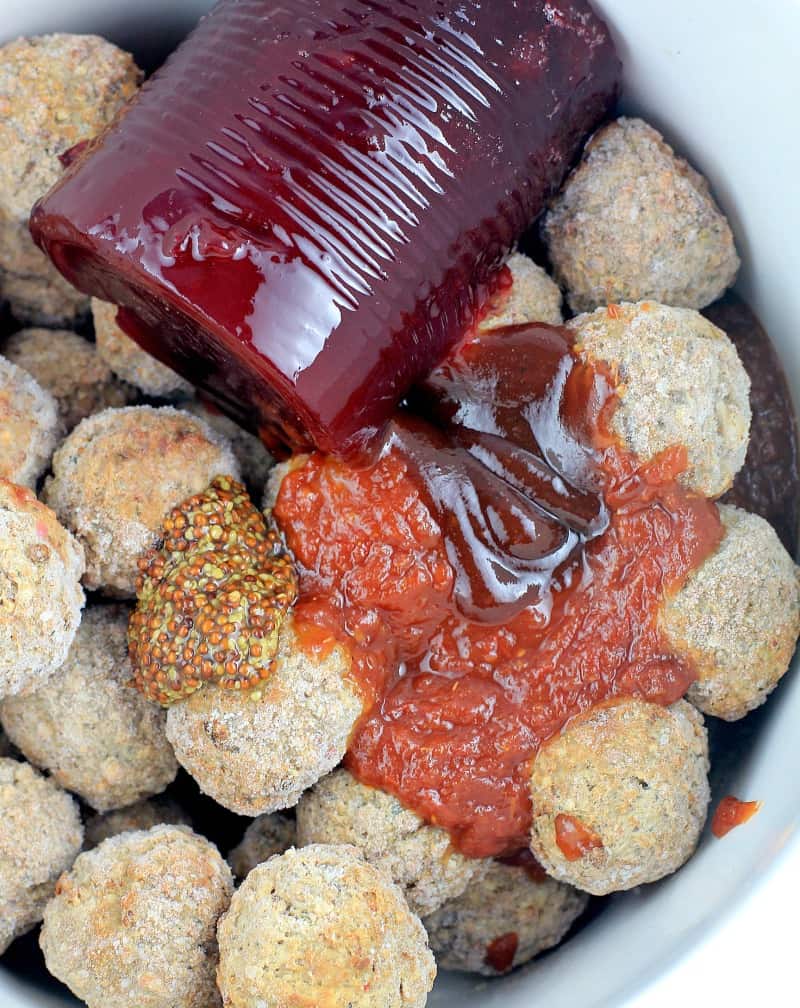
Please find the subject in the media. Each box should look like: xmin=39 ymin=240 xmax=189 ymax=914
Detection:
xmin=2 ymin=2 xmax=799 ymax=1005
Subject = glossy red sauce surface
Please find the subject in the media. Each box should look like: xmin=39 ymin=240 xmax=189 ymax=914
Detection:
xmin=274 ymin=321 xmax=722 ymax=857
xmin=30 ymin=0 xmax=619 ymax=457
xmin=711 ymin=796 xmax=761 ymax=838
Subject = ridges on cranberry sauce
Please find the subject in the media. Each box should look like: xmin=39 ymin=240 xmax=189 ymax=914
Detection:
xmin=29 ymin=0 xmax=620 ymax=457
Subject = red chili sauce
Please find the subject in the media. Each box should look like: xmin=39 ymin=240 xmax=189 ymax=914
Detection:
xmin=273 ymin=316 xmax=722 ymax=858
xmin=712 ymin=796 xmax=761 ymax=838
xmin=485 ymin=933 xmax=519 ymax=974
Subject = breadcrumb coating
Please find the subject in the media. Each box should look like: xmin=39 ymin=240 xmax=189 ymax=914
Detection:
xmin=423 ymin=860 xmax=587 ymax=975
xmin=186 ymin=399 xmax=273 ymax=496
xmin=0 ymin=35 xmax=141 ymax=324
xmin=4 ymin=327 xmax=132 ymax=430
xmin=227 ymin=813 xmax=295 ymax=880
xmin=568 ymin=301 xmax=751 ymax=498
xmin=166 ymin=621 xmax=362 ymax=816
xmin=0 ymin=479 xmax=84 ymax=699
xmin=84 ymin=797 xmax=191 ymax=849
xmin=0 ymin=355 xmax=60 ymax=489
xmin=528 ymin=699 xmax=710 ymax=895
xmin=1 ymin=604 xmax=178 ymax=811
xmin=543 ymin=117 xmax=739 ymax=313
xmin=297 ymin=769 xmax=486 ymax=916
xmin=40 ymin=825 xmax=233 ymax=1008
xmin=92 ymin=298 xmax=193 ymax=398
xmin=43 ymin=406 xmax=240 ymax=596
xmin=479 ymin=252 xmax=563 ymax=330
xmin=217 ymin=844 xmax=435 ymax=1008
xmin=664 ymin=505 xmax=800 ymax=720
xmin=0 ymin=757 xmax=82 ymax=953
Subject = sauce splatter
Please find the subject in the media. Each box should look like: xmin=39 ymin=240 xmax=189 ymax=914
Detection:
xmin=485 ymin=932 xmax=519 ymax=973
xmin=712 ymin=796 xmax=761 ymax=838
xmin=554 ymin=814 xmax=604 ymax=862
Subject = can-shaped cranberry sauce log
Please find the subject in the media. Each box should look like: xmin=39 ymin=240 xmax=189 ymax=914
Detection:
xmin=30 ymin=0 xmax=620 ymax=456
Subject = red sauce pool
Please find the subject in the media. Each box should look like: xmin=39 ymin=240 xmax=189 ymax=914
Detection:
xmin=274 ymin=320 xmax=722 ymax=857
xmin=711 ymin=796 xmax=761 ymax=838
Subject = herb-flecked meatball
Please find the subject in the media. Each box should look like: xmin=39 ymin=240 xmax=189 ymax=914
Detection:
xmin=0 ymin=757 xmax=82 ymax=953
xmin=423 ymin=860 xmax=588 ymax=975
xmin=43 ymin=405 xmax=239 ymax=596
xmin=528 ymin=699 xmax=710 ymax=895
xmin=0 ymin=355 xmax=60 ymax=489
xmin=217 ymin=844 xmax=436 ymax=1008
xmin=227 ymin=813 xmax=295 ymax=880
xmin=0 ymin=35 xmax=141 ymax=325
xmin=83 ymin=797 xmax=191 ymax=849
xmin=0 ymin=479 xmax=84 ymax=699
xmin=479 ymin=252 xmax=563 ymax=329
xmin=92 ymin=298 xmax=193 ymax=399
xmin=166 ymin=621 xmax=362 ymax=816
xmin=297 ymin=768 xmax=486 ymax=915
xmin=568 ymin=301 xmax=751 ymax=498
xmin=1 ymin=605 xmax=178 ymax=811
xmin=40 ymin=825 xmax=233 ymax=1008
xmin=542 ymin=117 xmax=739 ymax=313
xmin=663 ymin=505 xmax=800 ymax=720
xmin=3 ymin=327 xmax=133 ymax=430
xmin=185 ymin=398 xmax=273 ymax=496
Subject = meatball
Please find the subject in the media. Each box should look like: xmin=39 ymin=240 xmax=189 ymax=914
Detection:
xmin=542 ymin=117 xmax=740 ymax=313
xmin=92 ymin=298 xmax=193 ymax=399
xmin=262 ymin=455 xmax=310 ymax=512
xmin=567 ymin=301 xmax=751 ymax=498
xmin=40 ymin=825 xmax=233 ymax=1008
xmin=0 ymin=479 xmax=85 ymax=699
xmin=0 ymin=757 xmax=82 ymax=954
xmin=185 ymin=398 xmax=273 ymax=496
xmin=43 ymin=405 xmax=240 ymax=596
xmin=663 ymin=505 xmax=800 ymax=720
xmin=423 ymin=860 xmax=587 ymax=976
xmin=0 ymin=35 xmax=141 ymax=325
xmin=217 ymin=844 xmax=435 ymax=1008
xmin=1 ymin=604 xmax=178 ymax=811
xmin=166 ymin=621 xmax=362 ymax=815
xmin=0 ymin=355 xmax=60 ymax=489
xmin=528 ymin=699 xmax=710 ymax=895
xmin=84 ymin=797 xmax=191 ymax=849
xmin=479 ymin=252 xmax=563 ymax=330
xmin=297 ymin=769 xmax=485 ymax=916
xmin=3 ymin=327 xmax=132 ymax=430
xmin=227 ymin=813 xmax=296 ymax=880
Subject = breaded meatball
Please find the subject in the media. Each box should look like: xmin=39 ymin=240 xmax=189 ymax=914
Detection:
xmin=43 ymin=405 xmax=239 ymax=596
xmin=4 ymin=327 xmax=132 ymax=430
xmin=568 ymin=302 xmax=751 ymax=497
xmin=227 ymin=813 xmax=295 ymax=880
xmin=297 ymin=769 xmax=485 ymax=915
xmin=0 ymin=35 xmax=141 ymax=325
xmin=217 ymin=844 xmax=435 ymax=1008
xmin=663 ymin=505 xmax=800 ymax=720
xmin=1 ymin=605 xmax=177 ymax=811
xmin=423 ymin=860 xmax=588 ymax=975
xmin=166 ymin=621 xmax=362 ymax=816
xmin=84 ymin=797 xmax=191 ymax=849
xmin=0 ymin=355 xmax=60 ymax=488
xmin=542 ymin=117 xmax=740 ymax=313
xmin=40 ymin=825 xmax=233 ymax=1008
xmin=0 ymin=757 xmax=82 ymax=953
xmin=480 ymin=252 xmax=563 ymax=330
xmin=92 ymin=298 xmax=193 ymax=399
xmin=0 ymin=479 xmax=84 ymax=699
xmin=528 ymin=699 xmax=710 ymax=895
xmin=185 ymin=398 xmax=273 ymax=496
